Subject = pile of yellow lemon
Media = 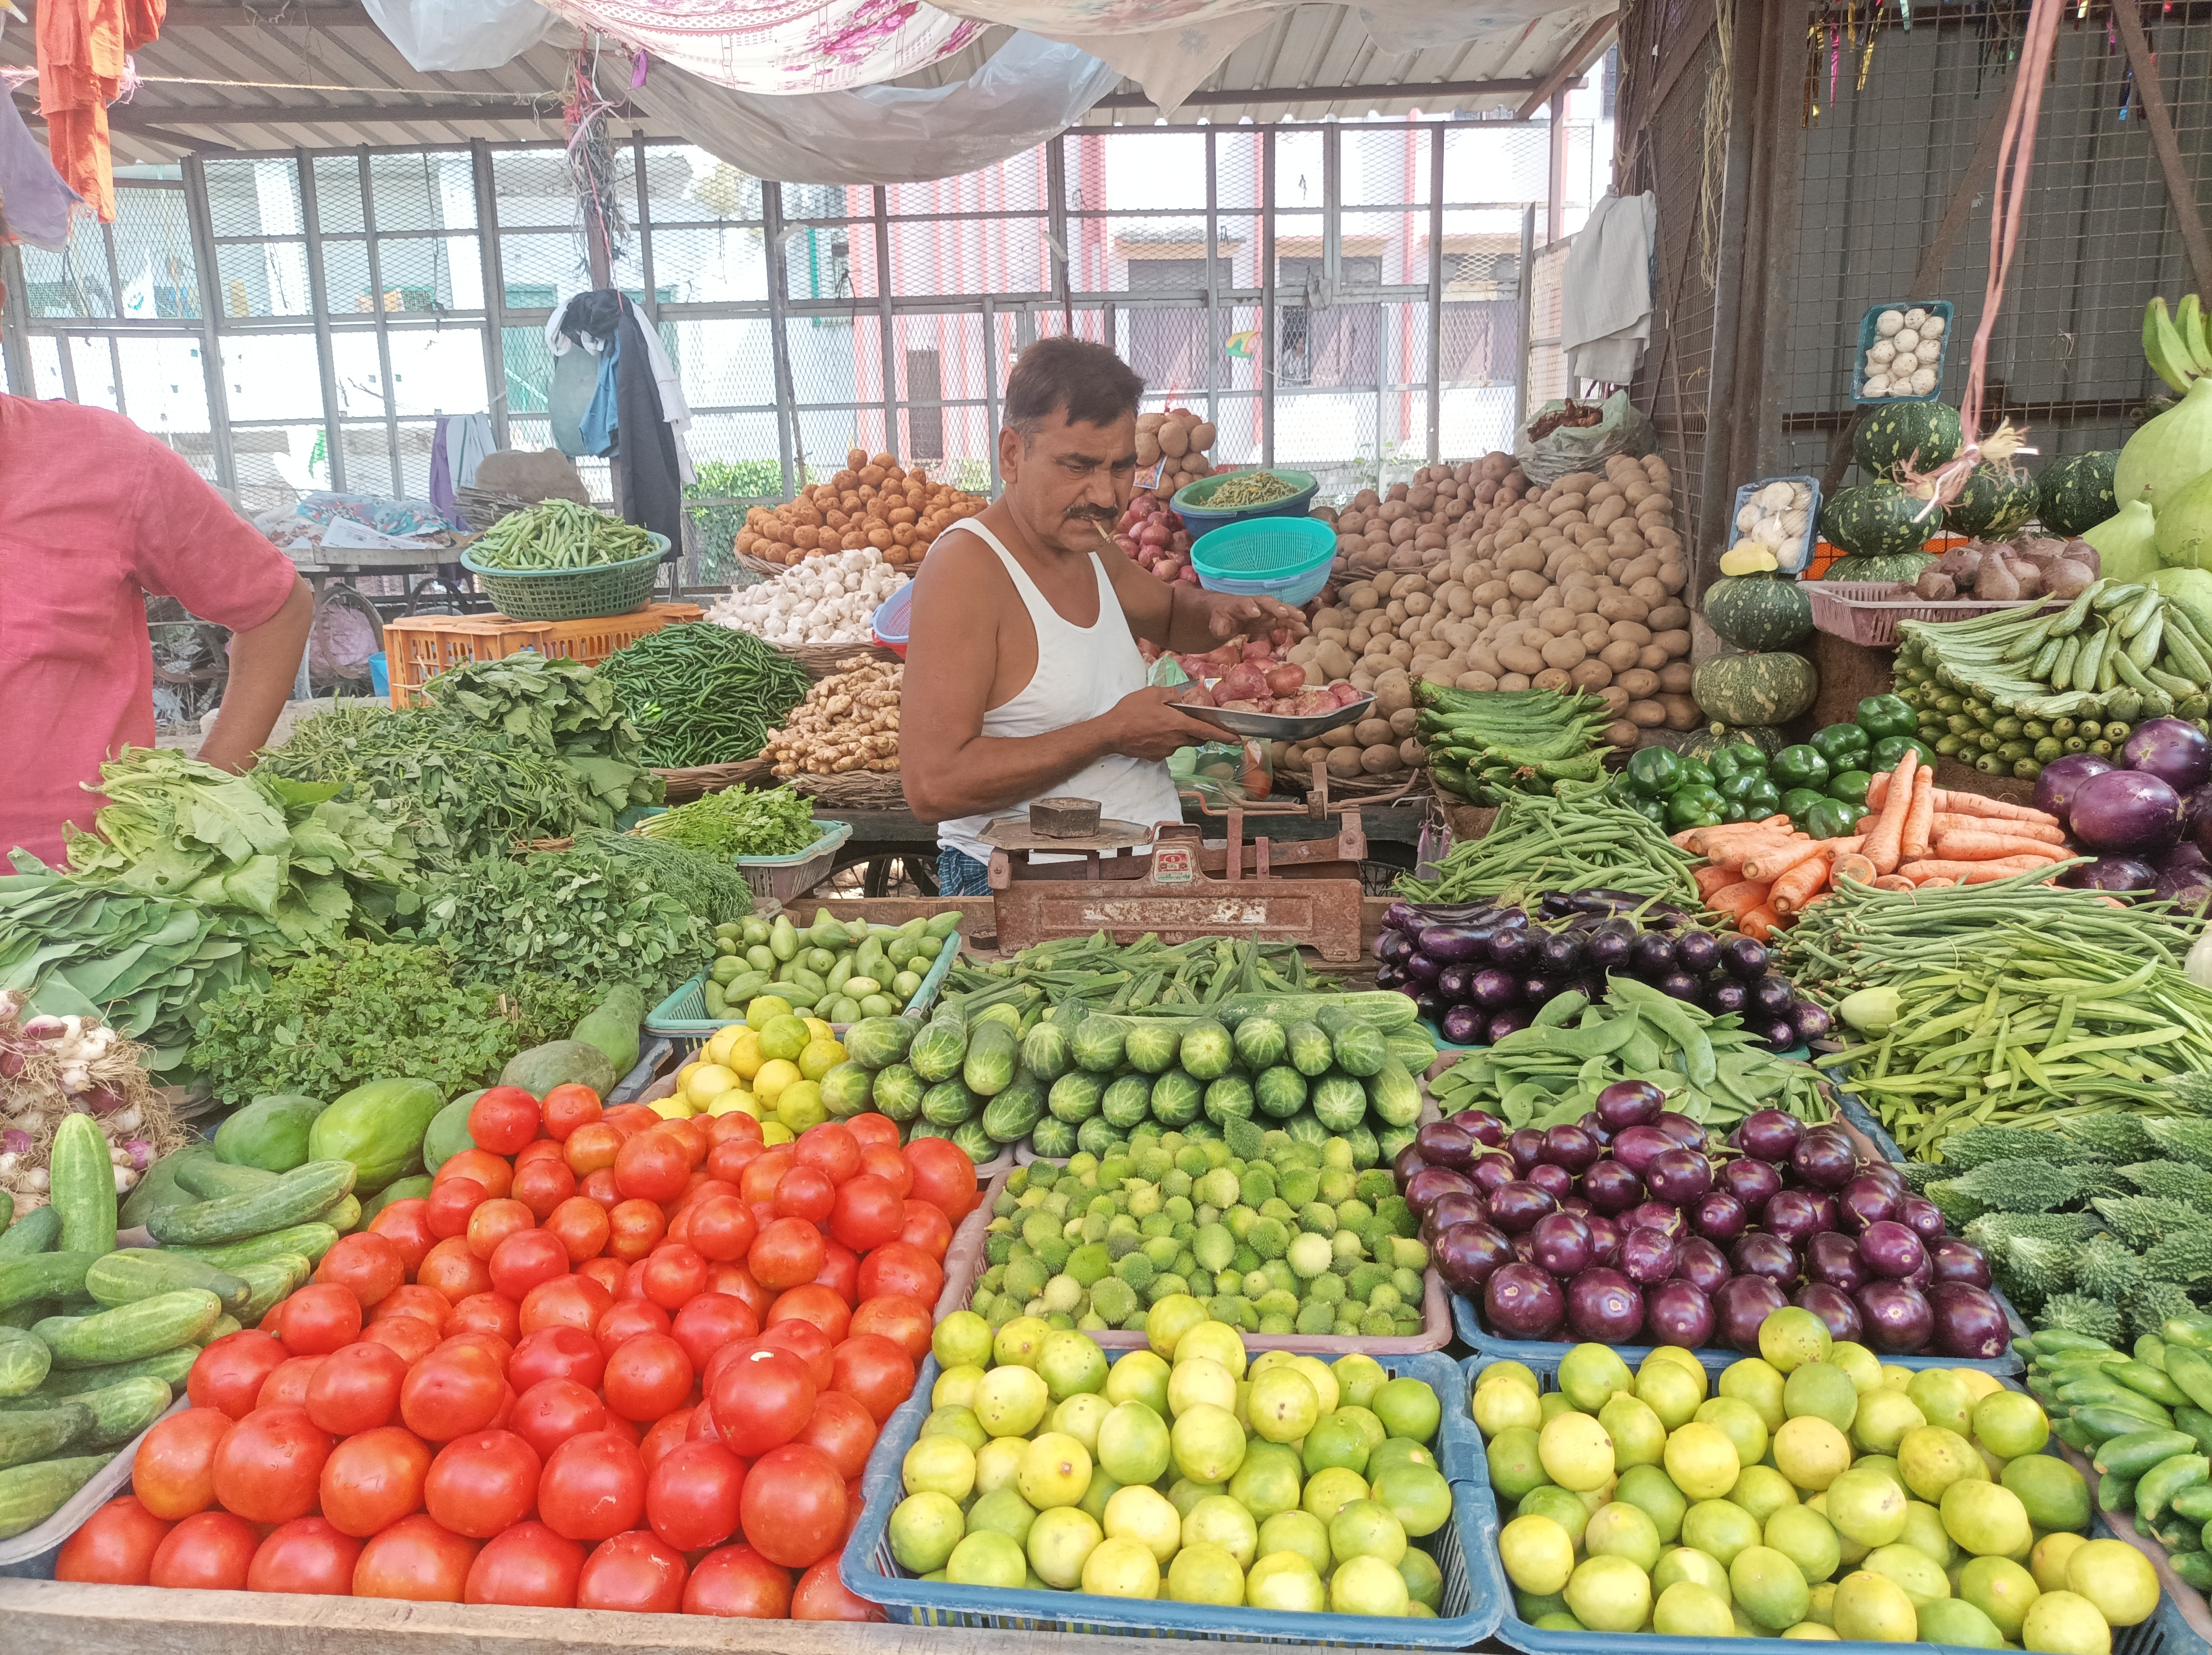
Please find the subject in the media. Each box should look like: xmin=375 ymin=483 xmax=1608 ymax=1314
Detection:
xmin=660 ymin=995 xmax=847 ymax=1139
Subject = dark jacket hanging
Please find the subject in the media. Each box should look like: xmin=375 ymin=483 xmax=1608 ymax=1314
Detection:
xmin=556 ymin=289 xmax=684 ymax=556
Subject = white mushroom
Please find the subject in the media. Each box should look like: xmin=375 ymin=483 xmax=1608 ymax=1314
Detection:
xmin=1893 ymin=328 xmax=1921 ymax=352
xmin=1904 ymin=306 xmax=1929 ymax=328
xmin=1876 ymin=309 xmax=1905 ymax=337
xmin=1866 ymin=340 xmax=1897 ymax=366
xmin=1909 ymin=366 xmax=1939 ymax=395
xmin=1921 ymin=313 xmax=1948 ymax=338
xmin=1916 ymin=338 xmax=1943 ymax=365
xmin=1756 ymin=481 xmax=1794 ymax=511
xmin=1863 ymin=374 xmax=1893 ymax=397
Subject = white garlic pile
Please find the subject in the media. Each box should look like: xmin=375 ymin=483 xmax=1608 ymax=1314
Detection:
xmin=1861 ymin=305 xmax=1947 ymax=398
xmin=1731 ymin=478 xmax=1815 ymax=565
xmin=707 ymin=548 xmax=909 ymax=647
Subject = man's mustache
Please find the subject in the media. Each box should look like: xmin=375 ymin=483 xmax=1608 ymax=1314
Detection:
xmin=1063 ymin=508 xmax=1116 ymax=522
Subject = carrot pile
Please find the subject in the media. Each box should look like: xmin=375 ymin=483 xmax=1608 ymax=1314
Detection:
xmin=1669 ymin=751 xmax=2074 ymax=940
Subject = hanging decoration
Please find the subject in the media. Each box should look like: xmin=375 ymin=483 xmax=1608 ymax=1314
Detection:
xmin=34 ymin=0 xmax=164 ymax=225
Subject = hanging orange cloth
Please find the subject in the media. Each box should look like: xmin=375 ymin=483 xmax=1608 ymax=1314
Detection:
xmin=35 ymin=0 xmax=165 ymax=224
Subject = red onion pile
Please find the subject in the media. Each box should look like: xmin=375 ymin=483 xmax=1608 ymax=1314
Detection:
xmin=1400 ymin=1087 xmax=2009 ymax=1360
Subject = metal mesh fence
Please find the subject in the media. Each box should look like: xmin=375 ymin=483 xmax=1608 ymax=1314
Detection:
xmin=9 ymin=123 xmax=1561 ymax=569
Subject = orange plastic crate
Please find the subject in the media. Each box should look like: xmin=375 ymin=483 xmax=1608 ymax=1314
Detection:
xmin=383 ymin=602 xmax=704 ymax=706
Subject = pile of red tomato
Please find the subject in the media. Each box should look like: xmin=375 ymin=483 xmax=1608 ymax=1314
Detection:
xmin=56 ymin=1084 xmax=979 ymax=1618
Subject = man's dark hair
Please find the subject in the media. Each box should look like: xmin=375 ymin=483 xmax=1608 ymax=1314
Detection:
xmin=1004 ymin=336 xmax=1145 ymax=438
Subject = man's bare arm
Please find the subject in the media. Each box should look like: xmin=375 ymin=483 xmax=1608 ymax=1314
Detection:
xmin=199 ymin=578 xmax=312 ymax=772
xmin=1098 ymin=542 xmax=1310 ymax=654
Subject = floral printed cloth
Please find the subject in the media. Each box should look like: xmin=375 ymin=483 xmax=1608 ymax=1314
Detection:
xmin=536 ymin=0 xmax=985 ymax=95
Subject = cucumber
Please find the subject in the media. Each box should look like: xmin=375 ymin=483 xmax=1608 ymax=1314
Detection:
xmin=234 ymin=1257 xmax=312 ymax=1323
xmin=120 ymin=1146 xmax=216 ymax=1230
xmin=0 ymin=1252 xmax=95 ymax=1311
xmin=2094 ymin=1429 xmax=2198 ymax=1480
xmin=147 ymin=1160 xmax=356 ymax=1247
xmin=2073 ymin=1403 xmax=2176 ymax=1441
xmin=0 ymin=1451 xmax=113 ymax=1539
xmin=2171 ymin=1484 xmax=2212 ymax=1524
xmin=168 ymin=1222 xmax=342 ymax=1271
xmin=2177 ymin=1551 xmax=2212 ymax=1592
xmin=326 ymin=1194 xmax=362 ymax=1234
xmin=64 ymin=1377 xmax=173 ymax=1450
xmin=47 ymin=1115 xmax=117 ymax=1258
xmin=176 ymin=1159 xmax=280 ymax=1200
xmin=34 ymin=1288 xmax=223 ymax=1370
xmin=2053 ymin=1417 xmax=2096 ymax=1451
xmin=2137 ymin=1452 xmax=2210 ymax=1524
xmin=24 ymin=1346 xmax=198 ymax=1399
xmin=0 ymin=1401 xmax=93 ymax=1470
xmin=86 ymin=1251 xmax=251 ymax=1317
xmin=2030 ymin=1330 xmax=2119 ymax=1357
xmin=0 ymin=1326 xmax=51 ymax=1398
xmin=0 ymin=1207 xmax=60 ymax=1260
xmin=2101 ymin=1471 xmax=2139 ymax=1513
xmin=201 ymin=1315 xmax=242 ymax=1343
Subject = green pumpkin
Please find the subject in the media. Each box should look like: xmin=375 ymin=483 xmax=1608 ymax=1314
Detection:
xmin=1827 ymin=551 xmax=1937 ymax=584
xmin=1820 ymin=481 xmax=1936 ymax=560
xmin=1854 ymin=402 xmax=1963 ymax=482
xmin=1703 ymin=574 xmax=1813 ymax=653
xmin=1943 ymin=462 xmax=2040 ymax=538
xmin=2037 ymin=451 xmax=2119 ymax=537
xmin=1660 ymin=723 xmax=1792 ymax=763
xmin=1692 ymin=651 xmax=1818 ymax=728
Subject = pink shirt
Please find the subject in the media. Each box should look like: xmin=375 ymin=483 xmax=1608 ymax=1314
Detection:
xmin=0 ymin=395 xmax=301 ymax=866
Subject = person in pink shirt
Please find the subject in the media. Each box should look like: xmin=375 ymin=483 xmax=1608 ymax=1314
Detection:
xmin=1 ymin=263 xmax=312 ymax=866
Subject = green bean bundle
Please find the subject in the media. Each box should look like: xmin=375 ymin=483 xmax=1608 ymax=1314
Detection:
xmin=469 ymin=501 xmax=659 ymax=570
xmin=597 ymin=622 xmax=812 ymax=768
xmin=1416 ymin=684 xmax=1611 ymax=803
xmin=1392 ymin=777 xmax=1700 ymax=907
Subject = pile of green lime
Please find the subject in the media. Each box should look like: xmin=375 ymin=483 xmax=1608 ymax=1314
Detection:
xmin=1480 ymin=1308 xmax=2143 ymax=1649
xmin=972 ymin=1130 xmax=1427 ymax=1338
xmin=887 ymin=1305 xmax=1452 ymax=1615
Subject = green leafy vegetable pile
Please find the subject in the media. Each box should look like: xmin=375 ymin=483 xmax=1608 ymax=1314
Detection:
xmin=418 ymin=836 xmax=734 ymax=1000
xmin=262 ymin=656 xmax=661 ymax=865
xmin=189 ymin=940 xmax=596 ymax=1103
xmin=62 ymin=750 xmax=419 ymax=954
xmin=0 ymin=866 xmax=263 ymax=1072
xmin=597 ymin=623 xmax=812 ymax=768
xmin=636 ymin=784 xmax=820 ymax=858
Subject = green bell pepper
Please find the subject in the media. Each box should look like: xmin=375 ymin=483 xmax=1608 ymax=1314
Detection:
xmin=1666 ymin=786 xmax=1727 ymax=830
xmin=1708 ymin=743 xmax=1768 ymax=785
xmin=1738 ymin=779 xmax=1782 ymax=820
xmin=1770 ymin=744 xmax=1831 ymax=793
xmin=1805 ymin=797 xmax=1864 ymax=841
xmin=1871 ymin=735 xmax=1939 ymax=773
xmin=1674 ymin=757 xmax=1715 ymax=790
xmin=1809 ymin=722 xmax=1872 ymax=771
xmin=1856 ymin=694 xmax=1918 ymax=742
xmin=1828 ymin=769 xmax=1874 ymax=809
xmin=1716 ymin=769 xmax=1768 ymax=805
xmin=1780 ymin=787 xmax=1826 ymax=830
xmin=1626 ymin=796 xmax=1672 ymax=832
xmin=1624 ymin=746 xmax=1684 ymax=799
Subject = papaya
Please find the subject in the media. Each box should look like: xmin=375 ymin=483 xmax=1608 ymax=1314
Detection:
xmin=359 ymin=1177 xmax=432 ymax=1226
xmin=305 ymin=1078 xmax=444 ymax=1193
xmin=421 ymin=1093 xmax=483 ymax=1174
xmin=500 ymin=1040 xmax=616 ymax=1101
xmin=213 ymin=1095 xmax=328 ymax=1173
xmin=571 ymin=986 xmax=645 ymax=1078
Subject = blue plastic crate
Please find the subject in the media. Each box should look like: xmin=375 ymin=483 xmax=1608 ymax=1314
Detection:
xmin=1728 ymin=476 xmax=1823 ymax=576
xmin=1465 ymin=1347 xmax=2203 ymax=1655
xmin=842 ymin=1348 xmax=1505 ymax=1645
xmin=645 ymin=928 xmax=962 ymax=1040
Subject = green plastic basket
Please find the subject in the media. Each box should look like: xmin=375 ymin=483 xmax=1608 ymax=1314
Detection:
xmin=461 ymin=531 xmax=670 ymax=621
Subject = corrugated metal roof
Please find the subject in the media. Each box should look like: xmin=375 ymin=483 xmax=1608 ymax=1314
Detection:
xmin=1 ymin=1 xmax=1613 ymax=160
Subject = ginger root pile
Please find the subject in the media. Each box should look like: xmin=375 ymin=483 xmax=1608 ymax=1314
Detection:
xmin=764 ymin=657 xmax=902 ymax=776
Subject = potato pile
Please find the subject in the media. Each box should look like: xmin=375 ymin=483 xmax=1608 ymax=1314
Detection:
xmin=1321 ymin=452 xmax=1527 ymax=579
xmin=1138 ymin=408 xmax=1218 ymax=498
xmin=1277 ymin=669 xmax=1427 ymax=785
xmin=761 ymin=654 xmax=901 ymax=777
xmin=1291 ymin=452 xmax=1693 ymax=750
xmin=736 ymin=448 xmax=986 ymax=569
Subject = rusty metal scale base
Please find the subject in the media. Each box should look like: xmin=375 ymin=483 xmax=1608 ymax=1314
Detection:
xmin=980 ymin=792 xmax=1366 ymax=960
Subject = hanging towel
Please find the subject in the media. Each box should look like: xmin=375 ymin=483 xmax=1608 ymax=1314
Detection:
xmin=549 ymin=348 xmax=599 ymax=456
xmin=1560 ymin=191 xmax=1657 ymax=389
xmin=613 ymin=295 xmax=684 ymax=553
xmin=35 ymin=0 xmax=164 ymax=225
xmin=451 ymin=413 xmax=497 ymax=488
xmin=0 ymin=80 xmax=81 ymax=250
xmin=578 ymin=326 xmax=623 ymax=458
xmin=429 ymin=417 xmax=458 ymax=523
xmin=628 ymin=301 xmax=695 ymax=487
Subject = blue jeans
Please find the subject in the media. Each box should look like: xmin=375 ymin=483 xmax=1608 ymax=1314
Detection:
xmin=936 ymin=846 xmax=993 ymax=896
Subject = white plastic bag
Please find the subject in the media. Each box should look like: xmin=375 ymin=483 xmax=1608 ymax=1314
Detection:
xmin=1512 ymin=389 xmax=1658 ymax=487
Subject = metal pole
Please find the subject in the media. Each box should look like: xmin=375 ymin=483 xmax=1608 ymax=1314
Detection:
xmin=1322 ymin=126 xmax=1341 ymax=292
xmin=632 ymin=132 xmax=658 ymax=319
xmin=179 ymin=154 xmax=238 ymax=488
xmin=1204 ymin=128 xmax=1219 ymax=427
xmin=1546 ymin=91 xmax=1568 ymax=244
xmin=761 ymin=182 xmax=800 ymax=497
xmin=296 ymin=149 xmax=349 ymax=492
xmin=471 ymin=139 xmax=510 ymax=450
xmin=1260 ymin=127 xmax=1275 ymax=469
xmin=982 ymin=291 xmax=1003 ymax=491
xmin=1046 ymin=134 xmax=1071 ymax=308
xmin=873 ymin=185 xmax=898 ymax=456
xmin=0 ymin=240 xmax=35 ymax=396
xmin=1426 ymin=122 xmax=1444 ymax=464
xmin=357 ymin=150 xmax=403 ymax=490
xmin=1516 ymin=203 xmax=1535 ymax=438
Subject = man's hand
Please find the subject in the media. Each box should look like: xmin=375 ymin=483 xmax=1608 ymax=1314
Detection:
xmin=1099 ymin=685 xmax=1224 ymax=761
xmin=1203 ymin=590 xmax=1311 ymax=643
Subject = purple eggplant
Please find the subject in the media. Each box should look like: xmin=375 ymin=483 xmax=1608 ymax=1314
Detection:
xmin=1752 ymin=975 xmax=1797 ymax=1018
xmin=1436 ymin=963 xmax=1475 ymax=1003
xmin=1537 ymin=930 xmax=1585 ymax=977
xmin=1439 ymin=1004 xmax=1486 ymax=1046
xmin=1520 ymin=976 xmax=1562 ymax=1008
xmin=1488 ymin=928 xmax=1534 ymax=971
xmin=1418 ymin=924 xmax=1490 ymax=964
xmin=1673 ymin=929 xmax=1722 ymax=976
xmin=1375 ymin=962 xmax=1405 ymax=991
xmin=1584 ymin=920 xmax=1635 ymax=973
xmin=1705 ymin=978 xmax=1750 ymax=1016
xmin=1721 ymin=936 xmax=1770 ymax=981
xmin=1404 ymin=953 xmax=1442 ymax=985
xmin=1659 ymin=971 xmax=1703 ymax=1003
xmin=1487 ymin=1007 xmax=1534 ymax=1043
xmin=1791 ymin=1001 xmax=1835 ymax=1043
xmin=1375 ymin=929 xmax=1415 ymax=966
xmin=1413 ymin=991 xmax=1442 ymax=1024
xmin=1631 ymin=931 xmax=1678 ymax=979
xmin=1469 ymin=969 xmax=1521 ymax=1010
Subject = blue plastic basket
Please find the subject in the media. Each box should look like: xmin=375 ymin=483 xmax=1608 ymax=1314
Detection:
xmin=1189 ymin=514 xmax=1338 ymax=607
xmin=842 ymin=1348 xmax=1505 ymax=1644
xmin=1466 ymin=1347 xmax=2204 ymax=1655
xmin=1172 ymin=468 xmax=1322 ymax=539
xmin=645 ymin=928 xmax=962 ymax=1039
xmin=1851 ymin=299 xmax=1955 ymax=406
xmin=1728 ymin=476 xmax=1823 ymax=576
